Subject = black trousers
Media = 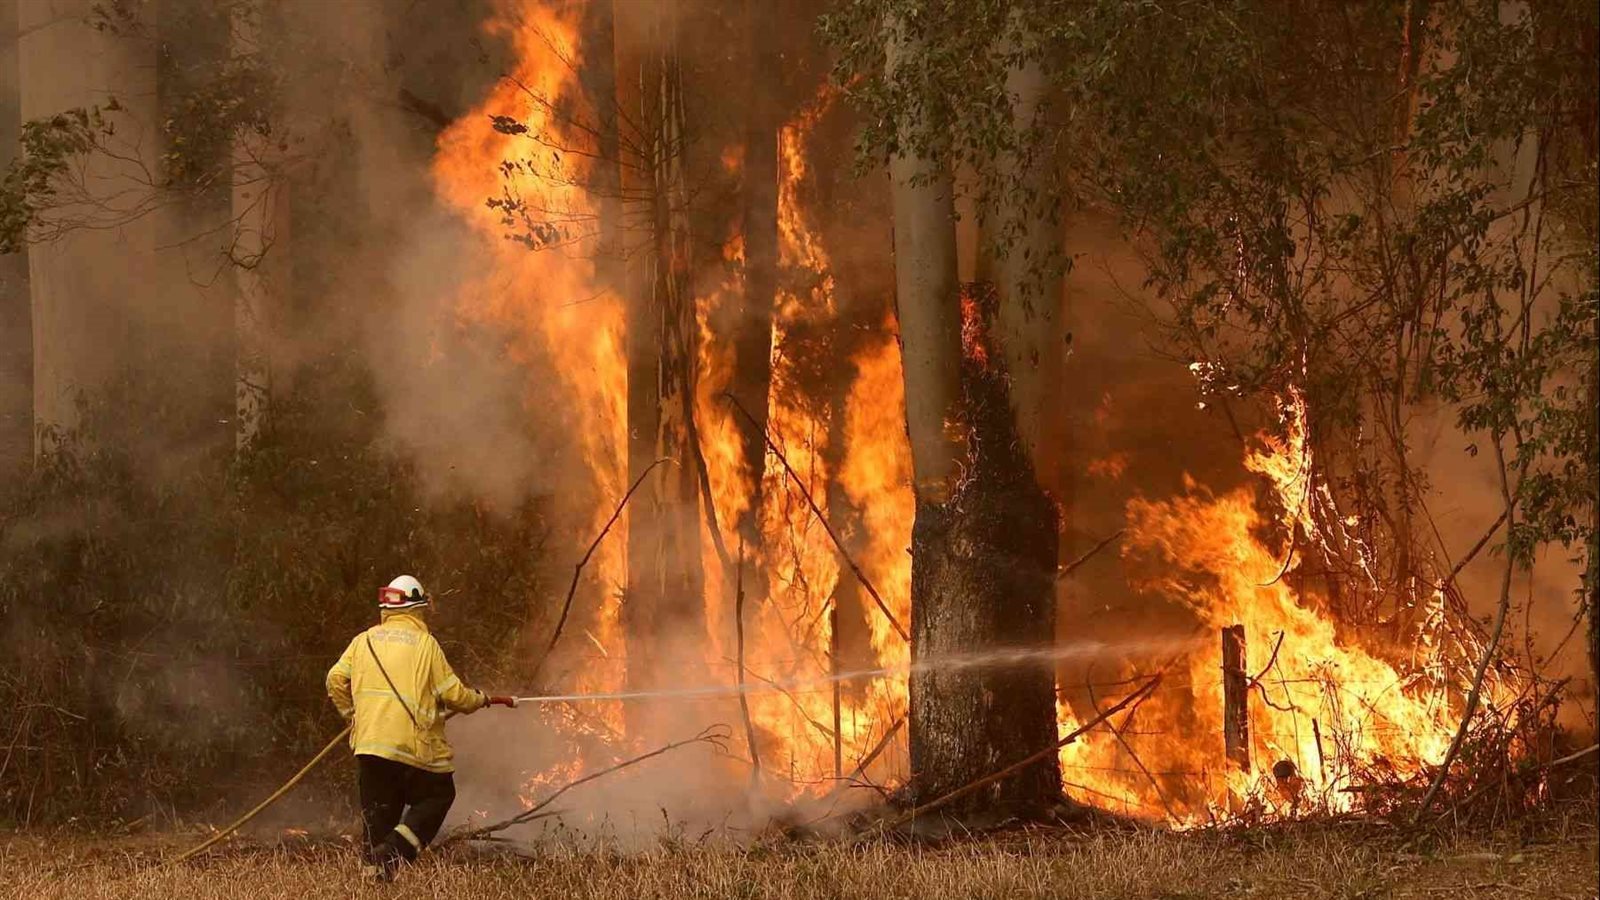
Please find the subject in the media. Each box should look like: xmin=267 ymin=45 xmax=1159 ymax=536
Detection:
xmin=356 ymin=754 xmax=456 ymax=863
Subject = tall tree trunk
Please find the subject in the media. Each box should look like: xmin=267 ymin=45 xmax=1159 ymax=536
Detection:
xmin=731 ymin=0 xmax=779 ymax=550
xmin=623 ymin=0 xmax=704 ymax=713
xmin=0 ymin=0 xmax=30 ymax=485
xmin=618 ymin=0 xmax=659 ymax=710
xmin=18 ymin=0 xmax=158 ymax=454
xmin=583 ymin=1 xmax=623 ymax=304
xmin=991 ymin=26 xmax=1063 ymax=486
xmin=231 ymin=0 xmax=286 ymax=452
xmin=153 ymin=0 xmax=234 ymax=470
xmin=888 ymin=14 xmax=1061 ymax=818
xmin=1590 ymin=410 xmax=1599 ymax=705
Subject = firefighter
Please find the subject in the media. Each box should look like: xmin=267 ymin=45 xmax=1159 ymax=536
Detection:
xmin=325 ymin=574 xmax=515 ymax=881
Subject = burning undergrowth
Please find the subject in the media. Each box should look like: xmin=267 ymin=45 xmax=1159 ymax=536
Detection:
xmin=1055 ymin=396 xmax=1533 ymax=825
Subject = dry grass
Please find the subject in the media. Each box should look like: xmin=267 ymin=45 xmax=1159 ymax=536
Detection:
xmin=2 ymin=815 xmax=1595 ymax=900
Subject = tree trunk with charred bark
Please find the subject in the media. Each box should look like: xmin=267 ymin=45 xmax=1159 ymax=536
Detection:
xmin=905 ymin=284 xmax=1061 ymax=816
xmin=888 ymin=15 xmax=1062 ymax=818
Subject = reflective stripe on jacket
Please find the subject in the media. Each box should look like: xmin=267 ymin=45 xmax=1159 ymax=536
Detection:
xmin=325 ymin=612 xmax=487 ymax=773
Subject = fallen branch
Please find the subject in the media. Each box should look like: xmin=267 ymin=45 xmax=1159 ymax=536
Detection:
xmin=813 ymin=715 xmax=906 ymax=806
xmin=876 ymin=674 xmax=1163 ymax=832
xmin=722 ymin=392 xmax=907 ymax=641
xmin=1435 ymin=738 xmax=1600 ymax=820
xmin=1056 ymin=529 xmax=1124 ymax=580
xmin=531 ymin=457 xmax=670 ymax=683
xmin=449 ymin=725 xmax=730 ymax=843
xmin=1549 ymin=743 xmax=1599 ymax=768
xmin=844 ymin=716 xmax=905 ymax=788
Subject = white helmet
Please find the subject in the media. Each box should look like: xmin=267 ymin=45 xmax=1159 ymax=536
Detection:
xmin=378 ymin=574 xmax=429 ymax=611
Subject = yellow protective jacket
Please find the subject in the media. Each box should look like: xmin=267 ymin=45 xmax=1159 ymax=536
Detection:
xmin=325 ymin=612 xmax=487 ymax=773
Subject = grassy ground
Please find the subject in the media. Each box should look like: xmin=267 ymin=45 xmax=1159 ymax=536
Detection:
xmin=2 ymin=814 xmax=1595 ymax=900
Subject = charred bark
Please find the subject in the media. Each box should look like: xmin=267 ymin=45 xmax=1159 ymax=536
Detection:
xmin=887 ymin=13 xmax=1059 ymax=817
xmin=906 ymin=283 xmax=1061 ymax=816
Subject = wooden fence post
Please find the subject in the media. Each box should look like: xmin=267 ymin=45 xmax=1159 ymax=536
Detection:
xmin=1222 ymin=625 xmax=1251 ymax=773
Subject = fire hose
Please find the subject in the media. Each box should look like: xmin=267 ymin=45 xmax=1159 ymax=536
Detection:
xmin=169 ymin=639 xmax=1179 ymax=864
xmin=169 ymin=724 xmax=352 ymax=866
xmin=166 ymin=677 xmax=870 ymax=864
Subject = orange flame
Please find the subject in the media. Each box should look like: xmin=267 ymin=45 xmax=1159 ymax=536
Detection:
xmin=432 ymin=1 xmax=626 ymax=726
xmin=1058 ymin=394 xmax=1516 ymax=823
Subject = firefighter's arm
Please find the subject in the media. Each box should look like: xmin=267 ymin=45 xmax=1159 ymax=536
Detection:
xmin=429 ymin=639 xmax=489 ymax=714
xmin=326 ymin=639 xmax=357 ymax=722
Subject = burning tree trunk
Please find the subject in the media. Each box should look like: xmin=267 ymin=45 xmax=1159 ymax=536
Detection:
xmin=623 ymin=0 xmax=705 ymax=710
xmin=906 ymin=285 xmax=1062 ymax=815
xmin=581 ymin=0 xmax=623 ymax=316
xmin=730 ymin=0 xmax=780 ymax=551
xmin=888 ymin=16 xmax=1061 ymax=816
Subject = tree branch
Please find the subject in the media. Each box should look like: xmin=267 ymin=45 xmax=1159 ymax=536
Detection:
xmin=448 ymin=725 xmax=730 ymax=843
xmin=876 ymin=674 xmax=1163 ymax=832
xmin=531 ymin=458 xmax=670 ymax=683
xmin=1414 ymin=436 xmax=1519 ymax=821
xmin=721 ymin=392 xmax=908 ymax=641
xmin=1056 ymin=529 xmax=1124 ymax=580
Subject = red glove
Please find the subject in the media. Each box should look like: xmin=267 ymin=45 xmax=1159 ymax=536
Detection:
xmin=487 ymin=695 xmax=517 ymax=708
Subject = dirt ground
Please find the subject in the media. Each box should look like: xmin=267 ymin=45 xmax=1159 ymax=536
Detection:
xmin=2 ymin=813 xmax=1595 ymax=900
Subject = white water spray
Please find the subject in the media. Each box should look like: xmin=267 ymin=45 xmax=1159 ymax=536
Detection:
xmin=511 ymin=635 xmax=1202 ymax=705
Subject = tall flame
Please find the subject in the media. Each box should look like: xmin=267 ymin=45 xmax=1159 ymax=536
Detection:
xmin=432 ymin=2 xmax=627 ymax=722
